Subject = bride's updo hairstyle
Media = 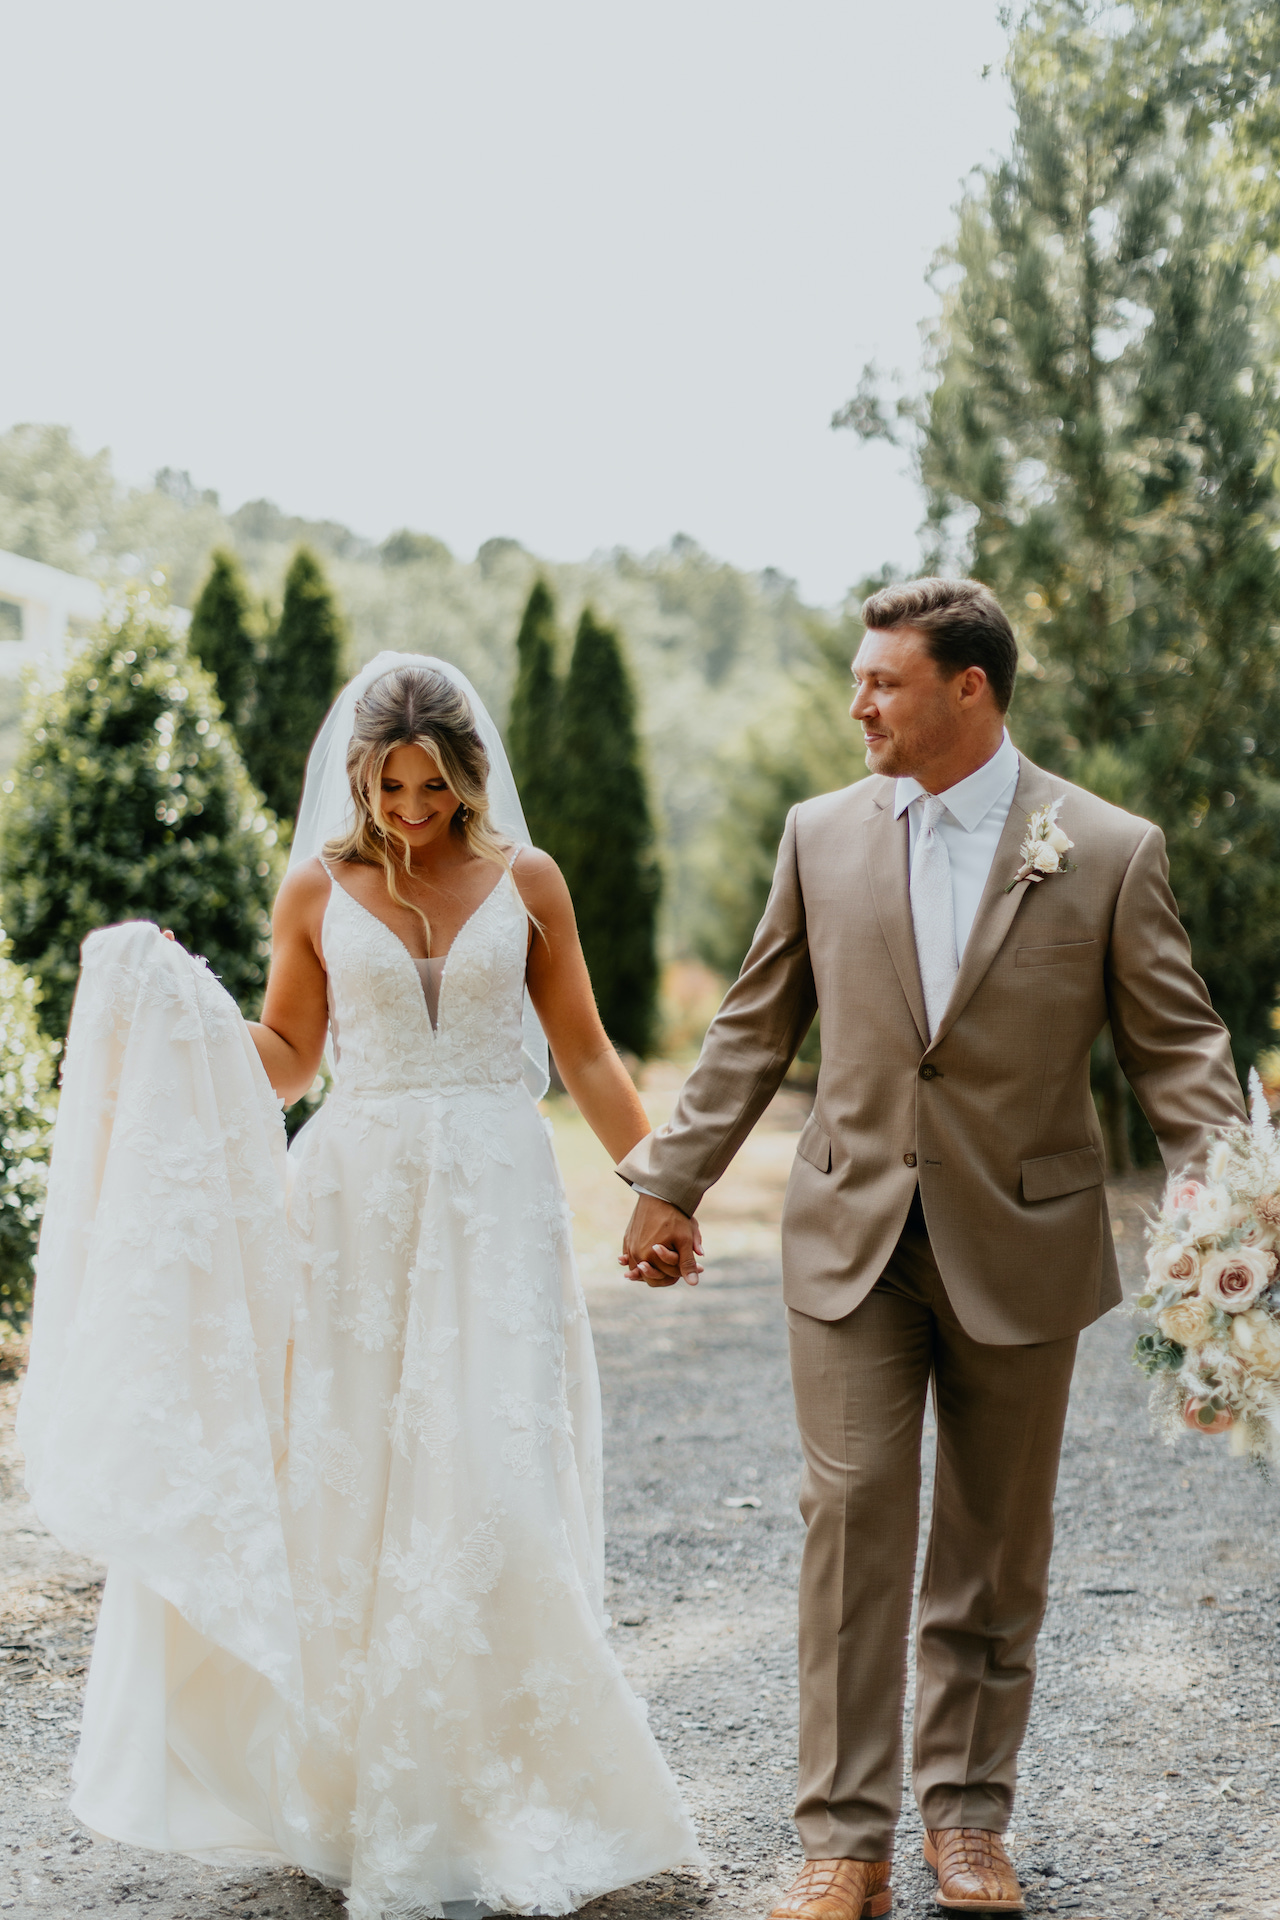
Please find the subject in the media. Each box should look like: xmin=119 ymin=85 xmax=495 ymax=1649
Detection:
xmin=323 ymin=665 xmax=513 ymax=951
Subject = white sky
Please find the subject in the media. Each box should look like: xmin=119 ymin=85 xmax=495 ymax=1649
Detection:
xmin=2 ymin=1 xmax=1013 ymax=606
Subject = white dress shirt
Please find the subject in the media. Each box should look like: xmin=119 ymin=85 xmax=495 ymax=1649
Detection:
xmin=894 ymin=729 xmax=1020 ymax=959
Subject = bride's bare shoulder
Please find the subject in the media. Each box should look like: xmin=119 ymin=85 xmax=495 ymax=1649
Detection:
xmin=273 ymin=857 xmax=333 ymax=924
xmin=510 ymin=847 xmax=570 ymax=914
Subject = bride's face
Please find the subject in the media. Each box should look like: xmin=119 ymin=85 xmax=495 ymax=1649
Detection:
xmin=376 ymin=742 xmax=463 ymax=850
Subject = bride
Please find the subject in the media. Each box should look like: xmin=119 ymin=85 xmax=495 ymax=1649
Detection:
xmin=19 ymin=652 xmax=699 ymax=1918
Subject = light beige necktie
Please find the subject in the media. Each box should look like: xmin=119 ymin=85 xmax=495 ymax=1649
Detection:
xmin=910 ymin=794 xmax=958 ymax=1041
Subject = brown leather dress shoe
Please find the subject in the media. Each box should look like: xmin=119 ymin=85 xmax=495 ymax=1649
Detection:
xmin=769 ymin=1857 xmax=893 ymax=1920
xmin=924 ymin=1829 xmax=1024 ymax=1911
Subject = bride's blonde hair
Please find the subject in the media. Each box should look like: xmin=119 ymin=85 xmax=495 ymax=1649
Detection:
xmin=323 ymin=665 xmax=512 ymax=953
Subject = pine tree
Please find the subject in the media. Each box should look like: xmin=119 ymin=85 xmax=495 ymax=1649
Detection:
xmin=188 ymin=547 xmax=259 ymax=733
xmin=246 ymin=546 xmax=345 ymax=822
xmin=507 ymin=579 xmax=563 ymax=856
xmin=909 ymin=0 xmax=1280 ymax=1073
xmin=559 ymin=609 xmax=660 ymax=1056
xmin=0 ymin=602 xmax=283 ymax=1040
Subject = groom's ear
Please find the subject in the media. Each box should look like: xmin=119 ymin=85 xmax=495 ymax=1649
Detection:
xmin=955 ymin=664 xmax=992 ymax=709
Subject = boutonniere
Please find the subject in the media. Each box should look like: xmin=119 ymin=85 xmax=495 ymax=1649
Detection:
xmin=1005 ymin=797 xmax=1075 ymax=892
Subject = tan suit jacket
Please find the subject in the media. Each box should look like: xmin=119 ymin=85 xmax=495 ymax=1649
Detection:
xmin=619 ymin=753 xmax=1245 ymax=1344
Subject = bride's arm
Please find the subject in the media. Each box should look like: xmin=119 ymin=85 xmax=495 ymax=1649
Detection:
xmin=246 ymin=862 xmax=332 ymax=1107
xmin=516 ymin=851 xmax=651 ymax=1164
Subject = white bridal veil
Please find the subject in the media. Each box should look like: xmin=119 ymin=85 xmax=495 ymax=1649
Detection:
xmin=289 ymin=650 xmax=550 ymax=1101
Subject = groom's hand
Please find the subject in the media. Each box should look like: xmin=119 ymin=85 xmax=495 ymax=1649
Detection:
xmin=621 ymin=1194 xmax=704 ymax=1288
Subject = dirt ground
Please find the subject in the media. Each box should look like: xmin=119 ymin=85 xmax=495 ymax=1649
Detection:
xmin=4 ymin=1090 xmax=1280 ymax=1919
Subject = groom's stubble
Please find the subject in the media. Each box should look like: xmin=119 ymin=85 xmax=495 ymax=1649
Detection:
xmin=858 ymin=691 xmax=956 ymax=781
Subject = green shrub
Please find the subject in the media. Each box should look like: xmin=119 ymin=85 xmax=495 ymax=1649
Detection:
xmin=0 ymin=598 xmax=284 ymax=1041
xmin=0 ymin=939 xmax=57 ymax=1329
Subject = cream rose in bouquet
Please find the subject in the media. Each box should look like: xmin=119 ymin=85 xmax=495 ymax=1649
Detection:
xmin=1134 ymin=1070 xmax=1280 ymax=1461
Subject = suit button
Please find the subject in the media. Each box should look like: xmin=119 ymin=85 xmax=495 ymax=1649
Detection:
xmin=903 ymin=1152 xmax=917 ymax=1167
xmin=919 ymin=1063 xmax=939 ymax=1080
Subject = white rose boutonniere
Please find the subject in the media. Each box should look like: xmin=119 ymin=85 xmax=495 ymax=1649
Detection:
xmin=1006 ymin=797 xmax=1076 ymax=892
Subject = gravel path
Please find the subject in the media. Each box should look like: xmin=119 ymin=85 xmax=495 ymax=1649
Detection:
xmin=4 ymin=1173 xmax=1280 ymax=1918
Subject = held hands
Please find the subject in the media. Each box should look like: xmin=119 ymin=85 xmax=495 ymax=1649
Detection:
xmin=620 ymin=1193 xmax=705 ymax=1288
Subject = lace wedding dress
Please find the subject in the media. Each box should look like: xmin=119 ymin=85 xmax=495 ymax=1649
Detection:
xmin=20 ymin=871 xmax=697 ymax=1918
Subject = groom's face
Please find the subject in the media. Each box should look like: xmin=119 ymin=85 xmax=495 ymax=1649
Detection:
xmin=851 ymin=626 xmax=962 ymax=779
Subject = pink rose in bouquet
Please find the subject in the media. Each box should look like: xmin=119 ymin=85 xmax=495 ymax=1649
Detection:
xmin=1148 ymin=1242 xmax=1200 ymax=1291
xmin=1164 ymin=1180 xmax=1205 ymax=1217
xmin=1183 ymin=1398 xmax=1233 ymax=1434
xmin=1198 ymin=1245 xmax=1275 ymax=1313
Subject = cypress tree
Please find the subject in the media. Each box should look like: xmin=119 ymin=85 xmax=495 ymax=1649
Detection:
xmin=0 ymin=601 xmax=283 ymax=1040
xmin=246 ymin=546 xmax=345 ymax=822
xmin=559 ymin=608 xmax=660 ymax=1056
xmin=188 ymin=547 xmax=258 ymax=733
xmin=507 ymin=578 xmax=563 ymax=856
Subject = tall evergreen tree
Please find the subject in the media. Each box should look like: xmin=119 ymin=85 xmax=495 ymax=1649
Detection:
xmin=188 ymin=547 xmax=258 ymax=733
xmin=0 ymin=602 xmax=283 ymax=1039
xmin=847 ymin=0 xmax=1280 ymax=1073
xmin=507 ymin=579 xmax=563 ymax=855
xmin=558 ymin=609 xmax=660 ymax=1056
xmin=246 ymin=546 xmax=345 ymax=822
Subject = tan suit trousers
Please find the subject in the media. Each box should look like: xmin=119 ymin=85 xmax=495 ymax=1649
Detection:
xmin=788 ymin=1195 xmax=1077 ymax=1860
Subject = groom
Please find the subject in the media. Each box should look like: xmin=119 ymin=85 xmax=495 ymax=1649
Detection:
xmin=618 ymin=578 xmax=1244 ymax=1915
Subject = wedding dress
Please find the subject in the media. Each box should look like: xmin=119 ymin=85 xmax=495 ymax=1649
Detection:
xmin=20 ymin=875 xmax=698 ymax=1918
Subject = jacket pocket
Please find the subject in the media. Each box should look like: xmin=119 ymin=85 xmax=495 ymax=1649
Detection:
xmin=796 ymin=1118 xmax=832 ymax=1174
xmin=1015 ymin=939 xmax=1098 ymax=968
xmin=1021 ymin=1146 xmax=1105 ymax=1203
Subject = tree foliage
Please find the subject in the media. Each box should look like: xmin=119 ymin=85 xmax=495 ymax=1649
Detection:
xmin=909 ymin=0 xmax=1280 ymax=1068
xmin=188 ymin=547 xmax=259 ymax=734
xmin=0 ymin=424 xmax=821 ymax=955
xmin=0 ymin=940 xmax=57 ymax=1329
xmin=696 ymin=612 xmax=868 ymax=978
xmin=507 ymin=579 xmax=564 ymax=859
xmin=0 ymin=424 xmax=115 ymax=575
xmin=558 ymin=609 xmax=660 ymax=1056
xmin=242 ymin=546 xmax=345 ymax=823
xmin=0 ymin=602 xmax=283 ymax=1040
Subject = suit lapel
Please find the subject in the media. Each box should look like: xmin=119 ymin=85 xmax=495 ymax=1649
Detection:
xmin=863 ymin=794 xmax=930 ymax=1049
xmin=928 ymin=754 xmax=1057 ymax=1050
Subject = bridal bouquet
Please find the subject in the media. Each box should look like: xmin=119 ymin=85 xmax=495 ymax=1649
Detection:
xmin=1133 ymin=1071 xmax=1280 ymax=1462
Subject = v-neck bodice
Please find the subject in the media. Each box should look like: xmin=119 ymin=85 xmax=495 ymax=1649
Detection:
xmin=320 ymin=870 xmax=529 ymax=1097
xmin=412 ymin=955 xmax=446 ymax=1032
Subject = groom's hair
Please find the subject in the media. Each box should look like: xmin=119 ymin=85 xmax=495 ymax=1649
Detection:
xmin=859 ymin=577 xmax=1018 ymax=712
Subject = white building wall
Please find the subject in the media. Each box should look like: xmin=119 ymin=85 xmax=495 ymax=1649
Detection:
xmin=0 ymin=550 xmax=103 ymax=678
